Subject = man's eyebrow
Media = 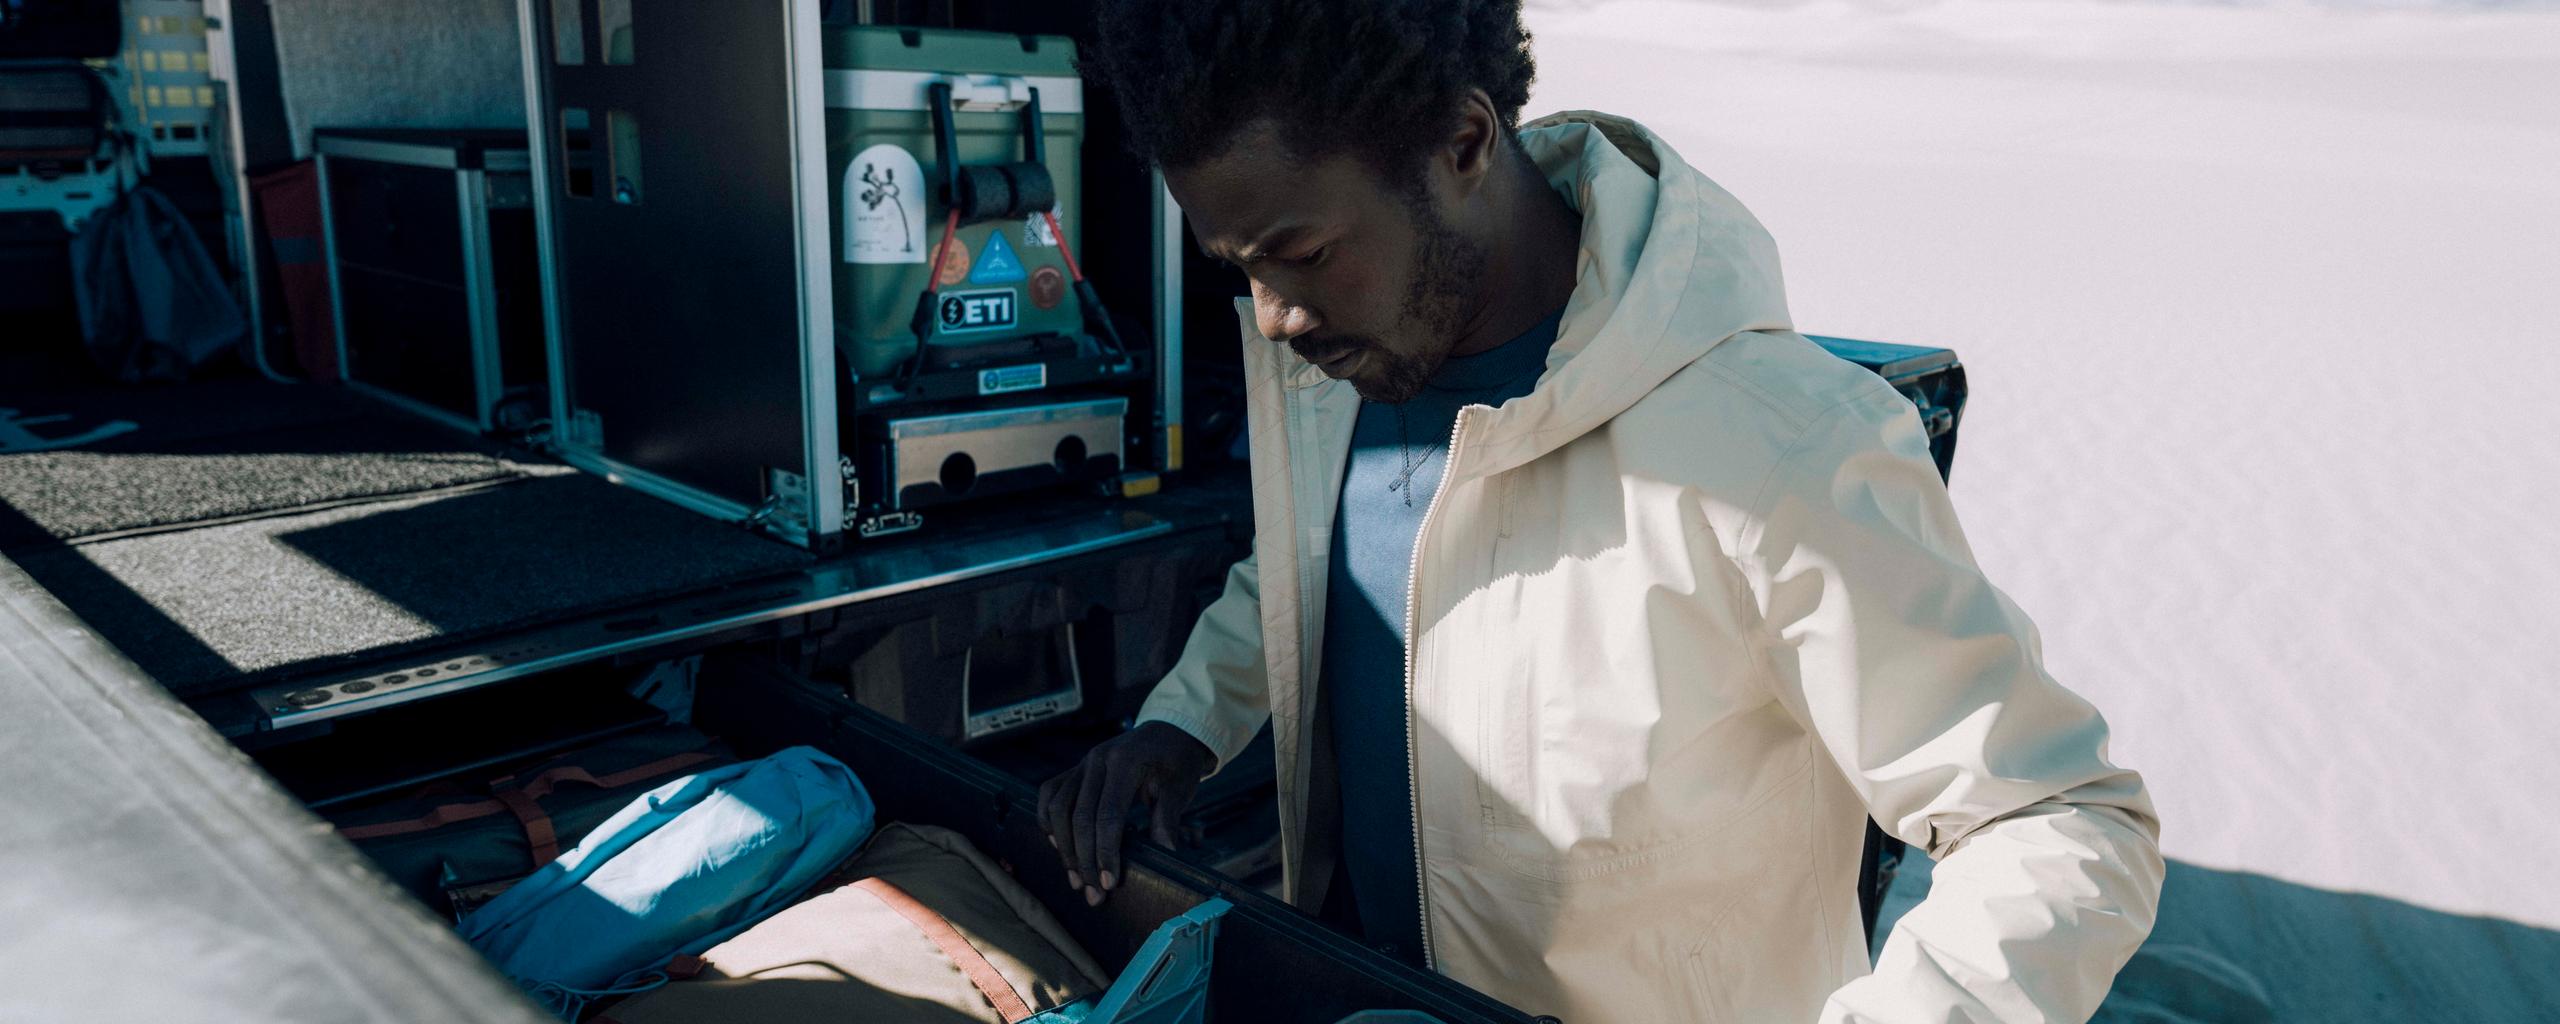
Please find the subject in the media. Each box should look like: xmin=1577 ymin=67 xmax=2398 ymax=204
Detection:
xmin=1202 ymin=224 xmax=1309 ymax=265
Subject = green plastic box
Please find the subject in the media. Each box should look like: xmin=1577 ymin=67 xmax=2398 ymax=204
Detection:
xmin=823 ymin=27 xmax=1087 ymax=381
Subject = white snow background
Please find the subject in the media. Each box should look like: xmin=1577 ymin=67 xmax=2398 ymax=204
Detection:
xmin=1520 ymin=0 xmax=2560 ymax=1019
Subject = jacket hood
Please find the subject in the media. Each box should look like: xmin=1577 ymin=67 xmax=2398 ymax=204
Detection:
xmin=1439 ymin=111 xmax=1794 ymax=481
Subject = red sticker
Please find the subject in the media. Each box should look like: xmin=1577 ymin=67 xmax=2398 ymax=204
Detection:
xmin=1030 ymin=265 xmax=1066 ymax=310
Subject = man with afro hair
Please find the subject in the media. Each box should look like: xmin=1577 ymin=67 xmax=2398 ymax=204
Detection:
xmin=1039 ymin=2 xmax=2164 ymax=1019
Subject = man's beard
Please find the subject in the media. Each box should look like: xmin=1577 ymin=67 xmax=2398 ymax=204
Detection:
xmin=1300 ymin=203 xmax=1485 ymax=405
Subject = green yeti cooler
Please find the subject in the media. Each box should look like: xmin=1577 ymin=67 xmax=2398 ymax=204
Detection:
xmin=825 ymin=27 xmax=1088 ymax=384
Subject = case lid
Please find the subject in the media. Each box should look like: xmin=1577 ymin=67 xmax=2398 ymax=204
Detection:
xmin=1805 ymin=334 xmax=1960 ymax=385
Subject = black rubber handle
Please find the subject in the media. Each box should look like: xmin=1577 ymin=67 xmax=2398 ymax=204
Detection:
xmin=953 ymin=161 xmax=1055 ymax=221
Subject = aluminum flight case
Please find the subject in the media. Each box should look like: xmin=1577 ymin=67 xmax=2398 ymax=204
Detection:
xmin=516 ymin=1 xmax=1186 ymax=552
xmin=316 ymin=128 xmax=549 ymax=434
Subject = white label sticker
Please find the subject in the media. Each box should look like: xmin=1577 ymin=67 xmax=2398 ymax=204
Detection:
xmin=844 ymin=144 xmax=926 ymax=264
xmin=976 ymin=363 xmax=1047 ymax=396
xmin=1023 ymin=207 xmax=1059 ymax=248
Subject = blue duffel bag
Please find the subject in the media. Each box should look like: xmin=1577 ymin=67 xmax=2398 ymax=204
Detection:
xmin=457 ymin=745 xmax=877 ymax=1016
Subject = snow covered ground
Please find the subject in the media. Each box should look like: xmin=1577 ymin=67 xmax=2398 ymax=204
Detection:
xmin=1520 ymin=0 xmax=2560 ymax=1018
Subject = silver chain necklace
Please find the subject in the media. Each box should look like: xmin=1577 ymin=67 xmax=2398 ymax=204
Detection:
xmin=1388 ymin=403 xmax=1440 ymax=506
xmin=1378 ymin=348 xmax=1546 ymax=506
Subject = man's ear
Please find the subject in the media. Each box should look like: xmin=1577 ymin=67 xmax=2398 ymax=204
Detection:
xmin=1439 ymin=88 xmax=1503 ymax=200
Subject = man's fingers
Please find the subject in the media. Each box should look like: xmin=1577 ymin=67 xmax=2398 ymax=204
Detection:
xmin=1092 ymin=765 xmax=1143 ymax=893
xmin=1069 ymin=752 xmax=1112 ymax=898
xmin=1038 ymin=764 xmax=1080 ymax=871
xmin=1148 ymin=781 xmax=1182 ymax=850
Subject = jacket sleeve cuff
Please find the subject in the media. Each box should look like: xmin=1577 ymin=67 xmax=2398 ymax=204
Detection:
xmin=1134 ymin=707 xmax=1255 ymax=778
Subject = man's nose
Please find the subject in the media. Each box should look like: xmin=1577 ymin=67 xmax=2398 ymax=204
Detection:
xmin=1251 ymin=281 xmax=1318 ymax=343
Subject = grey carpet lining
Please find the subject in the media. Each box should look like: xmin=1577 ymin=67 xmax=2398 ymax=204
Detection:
xmin=1 ymin=378 xmax=525 ymax=551
xmin=10 ymin=472 xmax=809 ymax=696
xmin=0 ymin=440 xmax=533 ymax=549
xmin=3 ymin=376 xmax=808 ymax=698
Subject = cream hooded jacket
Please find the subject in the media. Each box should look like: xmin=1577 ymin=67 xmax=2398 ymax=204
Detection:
xmin=1136 ymin=112 xmax=2163 ymax=1023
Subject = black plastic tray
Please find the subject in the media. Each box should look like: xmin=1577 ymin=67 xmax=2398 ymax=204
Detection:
xmin=697 ymin=657 xmax=1541 ymax=1024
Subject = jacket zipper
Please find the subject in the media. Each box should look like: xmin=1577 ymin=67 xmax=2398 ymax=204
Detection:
xmin=1401 ymin=405 xmax=1472 ymax=970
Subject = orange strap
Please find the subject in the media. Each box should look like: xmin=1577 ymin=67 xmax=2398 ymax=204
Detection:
xmin=493 ymin=785 xmax=560 ymax=865
xmin=507 ymin=751 xmax=722 ymax=802
xmin=334 ymin=751 xmax=722 ymax=846
xmin=1041 ymin=210 xmax=1084 ymax=282
xmin=853 ymin=877 xmax=1034 ymax=1023
xmin=930 ymin=208 xmax=963 ymax=290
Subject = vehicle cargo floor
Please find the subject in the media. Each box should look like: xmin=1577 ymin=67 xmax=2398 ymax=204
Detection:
xmin=2 ymin=363 xmax=809 ymax=697
xmin=0 ymin=373 xmax=537 ymax=551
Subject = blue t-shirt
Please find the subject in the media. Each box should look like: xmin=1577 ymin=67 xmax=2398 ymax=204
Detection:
xmin=1321 ymin=308 xmax=1564 ymax=966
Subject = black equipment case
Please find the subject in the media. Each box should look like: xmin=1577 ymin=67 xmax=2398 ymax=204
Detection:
xmin=695 ymin=656 xmax=1541 ymax=1024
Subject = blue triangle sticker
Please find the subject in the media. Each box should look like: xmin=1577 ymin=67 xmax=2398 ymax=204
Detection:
xmin=968 ymin=230 xmax=1027 ymax=284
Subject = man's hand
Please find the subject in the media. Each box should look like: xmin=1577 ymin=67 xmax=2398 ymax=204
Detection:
xmin=1038 ymin=721 xmax=1216 ymax=907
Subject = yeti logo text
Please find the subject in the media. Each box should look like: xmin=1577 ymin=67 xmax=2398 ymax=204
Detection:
xmin=938 ymin=289 xmax=1017 ymax=333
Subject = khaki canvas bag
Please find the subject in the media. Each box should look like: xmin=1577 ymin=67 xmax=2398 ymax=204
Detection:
xmin=598 ymin=822 xmax=1111 ymax=1023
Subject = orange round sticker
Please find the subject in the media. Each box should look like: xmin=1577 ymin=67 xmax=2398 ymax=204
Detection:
xmin=935 ymin=236 xmax=972 ymax=287
xmin=1030 ymin=265 xmax=1066 ymax=310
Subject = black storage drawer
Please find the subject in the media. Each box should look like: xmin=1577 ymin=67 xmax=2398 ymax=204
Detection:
xmin=323 ymin=158 xmax=469 ymax=284
xmin=488 ymin=206 xmax=549 ymax=393
xmin=317 ymin=127 xmax=549 ymax=434
xmin=336 ymin=264 xmax=478 ymax=418
xmin=697 ymin=657 xmax=1540 ymax=1024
